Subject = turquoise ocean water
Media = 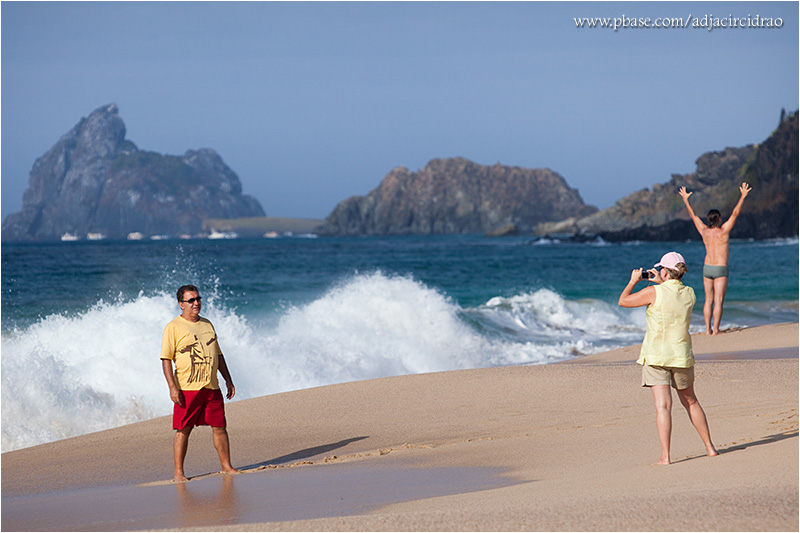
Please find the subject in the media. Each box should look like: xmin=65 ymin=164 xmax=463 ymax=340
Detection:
xmin=2 ymin=235 xmax=797 ymax=451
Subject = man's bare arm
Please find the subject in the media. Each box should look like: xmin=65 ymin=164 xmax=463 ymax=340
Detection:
xmin=679 ymin=186 xmax=707 ymax=234
xmin=217 ymin=354 xmax=236 ymax=400
xmin=721 ymin=182 xmax=751 ymax=232
xmin=162 ymin=359 xmax=184 ymax=407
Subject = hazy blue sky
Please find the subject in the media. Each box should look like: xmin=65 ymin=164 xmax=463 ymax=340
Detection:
xmin=2 ymin=1 xmax=798 ymax=219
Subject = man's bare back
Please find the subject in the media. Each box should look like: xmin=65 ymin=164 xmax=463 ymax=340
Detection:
xmin=700 ymin=227 xmax=730 ymax=266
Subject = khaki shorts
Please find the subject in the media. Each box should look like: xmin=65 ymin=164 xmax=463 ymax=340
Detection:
xmin=641 ymin=365 xmax=694 ymax=390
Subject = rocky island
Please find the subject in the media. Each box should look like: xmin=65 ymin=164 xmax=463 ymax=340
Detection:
xmin=316 ymin=110 xmax=797 ymax=240
xmin=4 ymin=104 xmax=795 ymax=242
xmin=315 ymin=158 xmax=598 ymax=236
xmin=1 ymin=104 xmax=265 ymax=241
xmin=535 ymin=110 xmax=798 ymax=241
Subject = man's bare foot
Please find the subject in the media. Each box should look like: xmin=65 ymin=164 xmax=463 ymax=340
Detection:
xmin=707 ymin=448 xmax=719 ymax=457
xmin=221 ymin=467 xmax=239 ymax=475
xmin=173 ymin=474 xmax=189 ymax=483
xmin=652 ymin=458 xmax=670 ymax=466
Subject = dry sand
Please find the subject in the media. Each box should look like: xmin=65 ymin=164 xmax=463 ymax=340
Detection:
xmin=2 ymin=323 xmax=798 ymax=531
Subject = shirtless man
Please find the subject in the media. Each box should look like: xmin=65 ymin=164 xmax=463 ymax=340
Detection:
xmin=679 ymin=183 xmax=751 ymax=335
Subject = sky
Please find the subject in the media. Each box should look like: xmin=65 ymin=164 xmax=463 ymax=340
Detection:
xmin=2 ymin=1 xmax=798 ymax=220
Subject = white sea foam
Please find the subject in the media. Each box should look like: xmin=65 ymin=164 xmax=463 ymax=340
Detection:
xmin=1 ymin=293 xmax=177 ymax=452
xmin=750 ymin=236 xmax=799 ymax=246
xmin=478 ymin=289 xmax=646 ymax=344
xmin=530 ymin=237 xmax=560 ymax=245
xmin=2 ymin=272 xmax=650 ymax=452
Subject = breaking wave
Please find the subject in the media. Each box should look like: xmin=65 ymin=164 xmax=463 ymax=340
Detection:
xmin=2 ymin=272 xmax=653 ymax=451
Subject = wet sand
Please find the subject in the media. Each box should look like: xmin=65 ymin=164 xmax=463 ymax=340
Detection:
xmin=2 ymin=461 xmax=514 ymax=531
xmin=2 ymin=322 xmax=797 ymax=531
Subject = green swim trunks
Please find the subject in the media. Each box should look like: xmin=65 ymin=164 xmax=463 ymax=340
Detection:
xmin=703 ymin=264 xmax=729 ymax=279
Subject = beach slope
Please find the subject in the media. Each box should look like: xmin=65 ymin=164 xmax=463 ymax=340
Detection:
xmin=2 ymin=323 xmax=797 ymax=531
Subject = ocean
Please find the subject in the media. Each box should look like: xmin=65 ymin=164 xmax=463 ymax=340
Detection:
xmin=2 ymin=235 xmax=797 ymax=452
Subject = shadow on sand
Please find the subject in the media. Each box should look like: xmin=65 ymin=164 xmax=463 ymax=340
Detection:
xmin=238 ymin=436 xmax=370 ymax=470
xmin=672 ymin=430 xmax=798 ymax=464
xmin=720 ymin=430 xmax=798 ymax=454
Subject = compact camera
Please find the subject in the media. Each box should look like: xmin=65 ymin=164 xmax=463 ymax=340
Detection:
xmin=640 ymin=269 xmax=654 ymax=280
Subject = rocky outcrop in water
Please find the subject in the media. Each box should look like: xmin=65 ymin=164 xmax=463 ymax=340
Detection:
xmin=2 ymin=104 xmax=264 ymax=241
xmin=535 ymin=110 xmax=799 ymax=241
xmin=316 ymin=158 xmax=598 ymax=235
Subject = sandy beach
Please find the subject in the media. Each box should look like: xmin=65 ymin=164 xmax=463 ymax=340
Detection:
xmin=2 ymin=322 xmax=797 ymax=531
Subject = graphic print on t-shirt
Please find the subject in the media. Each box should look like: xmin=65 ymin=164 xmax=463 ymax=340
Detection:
xmin=178 ymin=334 xmax=214 ymax=385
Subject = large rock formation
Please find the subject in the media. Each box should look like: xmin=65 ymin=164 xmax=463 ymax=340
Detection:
xmin=535 ymin=110 xmax=799 ymax=241
xmin=316 ymin=158 xmax=598 ymax=235
xmin=2 ymin=104 xmax=265 ymax=241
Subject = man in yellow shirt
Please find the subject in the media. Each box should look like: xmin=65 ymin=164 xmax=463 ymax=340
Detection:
xmin=161 ymin=285 xmax=238 ymax=482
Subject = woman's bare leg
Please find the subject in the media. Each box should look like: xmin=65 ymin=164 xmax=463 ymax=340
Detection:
xmin=677 ymin=385 xmax=718 ymax=457
xmin=651 ymin=385 xmax=673 ymax=465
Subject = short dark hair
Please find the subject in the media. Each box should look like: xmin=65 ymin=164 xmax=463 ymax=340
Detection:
xmin=177 ymin=285 xmax=199 ymax=301
xmin=707 ymin=209 xmax=722 ymax=228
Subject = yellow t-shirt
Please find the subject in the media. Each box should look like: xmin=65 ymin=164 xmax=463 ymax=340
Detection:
xmin=161 ymin=316 xmax=221 ymax=391
xmin=636 ymin=280 xmax=696 ymax=368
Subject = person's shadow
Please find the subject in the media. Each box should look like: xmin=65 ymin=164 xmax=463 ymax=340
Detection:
xmin=238 ymin=436 xmax=369 ymax=470
xmin=718 ymin=430 xmax=797 ymax=454
xmin=671 ymin=430 xmax=797 ymax=464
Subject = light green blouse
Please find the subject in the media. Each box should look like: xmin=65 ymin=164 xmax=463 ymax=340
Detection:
xmin=637 ymin=280 xmax=696 ymax=368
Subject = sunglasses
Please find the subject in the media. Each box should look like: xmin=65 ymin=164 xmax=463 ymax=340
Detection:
xmin=180 ymin=297 xmax=202 ymax=304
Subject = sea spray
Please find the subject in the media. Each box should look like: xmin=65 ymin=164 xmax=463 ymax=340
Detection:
xmin=1 ymin=271 xmax=650 ymax=452
xmin=477 ymin=289 xmax=647 ymax=344
xmin=1 ymin=293 xmax=175 ymax=451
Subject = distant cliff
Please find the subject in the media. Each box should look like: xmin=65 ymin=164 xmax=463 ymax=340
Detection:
xmin=2 ymin=104 xmax=265 ymax=241
xmin=535 ymin=110 xmax=799 ymax=241
xmin=316 ymin=158 xmax=598 ymax=236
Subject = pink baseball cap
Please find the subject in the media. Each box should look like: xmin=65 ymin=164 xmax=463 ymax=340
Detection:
xmin=654 ymin=251 xmax=686 ymax=270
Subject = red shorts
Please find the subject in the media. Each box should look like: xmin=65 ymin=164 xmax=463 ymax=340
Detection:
xmin=173 ymin=388 xmax=227 ymax=430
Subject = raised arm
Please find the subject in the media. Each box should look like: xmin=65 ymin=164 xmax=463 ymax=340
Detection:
xmin=679 ymin=186 xmax=707 ymax=234
xmin=721 ymin=182 xmax=751 ymax=231
xmin=618 ymin=269 xmax=657 ymax=308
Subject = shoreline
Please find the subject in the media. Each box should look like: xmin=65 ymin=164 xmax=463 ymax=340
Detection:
xmin=2 ymin=322 xmax=797 ymax=531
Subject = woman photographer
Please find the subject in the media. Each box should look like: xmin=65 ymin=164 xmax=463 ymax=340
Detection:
xmin=618 ymin=251 xmax=718 ymax=465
